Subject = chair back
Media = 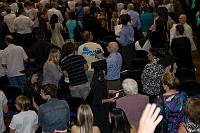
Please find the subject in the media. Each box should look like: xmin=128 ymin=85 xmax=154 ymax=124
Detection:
xmin=136 ymin=50 xmax=148 ymax=59
xmin=178 ymin=80 xmax=200 ymax=97
xmin=175 ymin=68 xmax=196 ymax=82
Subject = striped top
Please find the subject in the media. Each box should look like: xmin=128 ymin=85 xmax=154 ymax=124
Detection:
xmin=61 ymin=55 xmax=88 ymax=86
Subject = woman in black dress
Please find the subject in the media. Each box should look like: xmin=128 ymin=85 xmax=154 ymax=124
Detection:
xmin=85 ymin=70 xmax=115 ymax=133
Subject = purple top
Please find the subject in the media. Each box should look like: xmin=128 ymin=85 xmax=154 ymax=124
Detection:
xmin=116 ymin=94 xmax=149 ymax=128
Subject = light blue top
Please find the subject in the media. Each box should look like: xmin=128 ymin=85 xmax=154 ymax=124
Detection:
xmin=127 ymin=10 xmax=141 ymax=30
xmin=66 ymin=20 xmax=82 ymax=39
xmin=119 ymin=25 xmax=134 ymax=46
xmin=105 ymin=52 xmax=122 ymax=80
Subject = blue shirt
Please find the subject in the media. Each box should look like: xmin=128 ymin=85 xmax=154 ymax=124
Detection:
xmin=105 ymin=52 xmax=122 ymax=80
xmin=38 ymin=99 xmax=70 ymax=132
xmin=119 ymin=25 xmax=134 ymax=46
xmin=127 ymin=10 xmax=141 ymax=30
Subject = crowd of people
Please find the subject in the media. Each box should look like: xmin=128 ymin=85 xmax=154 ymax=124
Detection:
xmin=0 ymin=0 xmax=200 ymax=132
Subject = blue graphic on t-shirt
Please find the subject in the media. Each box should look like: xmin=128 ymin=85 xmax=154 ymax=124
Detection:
xmin=82 ymin=46 xmax=98 ymax=56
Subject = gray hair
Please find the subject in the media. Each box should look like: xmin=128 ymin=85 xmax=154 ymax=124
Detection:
xmin=122 ymin=78 xmax=138 ymax=95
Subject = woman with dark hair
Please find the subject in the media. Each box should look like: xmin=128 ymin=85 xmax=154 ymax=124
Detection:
xmin=85 ymin=70 xmax=115 ymax=133
xmin=141 ymin=48 xmax=165 ymax=103
xmin=171 ymin=24 xmax=193 ymax=68
xmin=66 ymin=11 xmax=83 ymax=41
xmin=50 ymin=14 xmax=64 ymax=49
xmin=109 ymin=108 xmax=136 ymax=133
xmin=23 ymin=67 xmax=44 ymax=111
xmin=146 ymin=18 xmax=168 ymax=48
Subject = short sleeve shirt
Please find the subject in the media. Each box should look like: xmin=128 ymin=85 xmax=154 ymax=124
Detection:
xmin=0 ymin=90 xmax=8 ymax=132
xmin=9 ymin=110 xmax=38 ymax=133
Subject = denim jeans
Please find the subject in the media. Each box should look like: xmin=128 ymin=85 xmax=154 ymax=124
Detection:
xmin=8 ymin=75 xmax=26 ymax=92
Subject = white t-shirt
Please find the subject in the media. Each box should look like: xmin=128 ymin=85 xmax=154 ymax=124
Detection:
xmin=1 ymin=44 xmax=28 ymax=77
xmin=14 ymin=15 xmax=34 ymax=34
xmin=9 ymin=110 xmax=38 ymax=133
xmin=3 ymin=13 xmax=16 ymax=33
xmin=0 ymin=91 xmax=8 ymax=133
xmin=78 ymin=42 xmax=104 ymax=70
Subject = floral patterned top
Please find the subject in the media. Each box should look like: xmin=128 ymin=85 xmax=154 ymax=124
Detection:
xmin=141 ymin=58 xmax=165 ymax=95
xmin=185 ymin=120 xmax=200 ymax=133
xmin=155 ymin=91 xmax=188 ymax=133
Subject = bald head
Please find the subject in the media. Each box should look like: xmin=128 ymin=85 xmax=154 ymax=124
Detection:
xmin=107 ymin=42 xmax=119 ymax=53
xmin=179 ymin=14 xmax=187 ymax=25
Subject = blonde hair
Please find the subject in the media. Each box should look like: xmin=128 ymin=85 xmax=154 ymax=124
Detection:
xmin=77 ymin=104 xmax=93 ymax=133
xmin=46 ymin=48 xmax=60 ymax=65
xmin=162 ymin=72 xmax=179 ymax=89
xmin=109 ymin=42 xmax=119 ymax=52
xmin=15 ymin=95 xmax=31 ymax=111
xmin=122 ymin=78 xmax=138 ymax=95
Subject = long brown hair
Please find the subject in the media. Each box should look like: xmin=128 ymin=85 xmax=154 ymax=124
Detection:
xmin=90 ymin=70 xmax=106 ymax=89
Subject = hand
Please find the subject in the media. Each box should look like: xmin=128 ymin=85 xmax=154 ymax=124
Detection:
xmin=150 ymin=24 xmax=156 ymax=31
xmin=109 ymin=97 xmax=116 ymax=103
xmin=138 ymin=104 xmax=163 ymax=133
xmin=96 ymin=53 xmax=104 ymax=60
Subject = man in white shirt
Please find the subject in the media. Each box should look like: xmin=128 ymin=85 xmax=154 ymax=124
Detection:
xmin=9 ymin=0 xmax=18 ymax=14
xmin=3 ymin=7 xmax=16 ymax=34
xmin=1 ymin=35 xmax=28 ymax=92
xmin=14 ymin=8 xmax=34 ymax=49
xmin=78 ymin=31 xmax=103 ymax=81
xmin=170 ymin=14 xmax=197 ymax=51
xmin=26 ymin=2 xmax=39 ymax=29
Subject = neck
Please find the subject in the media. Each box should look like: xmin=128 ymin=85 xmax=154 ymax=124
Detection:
xmin=165 ymin=89 xmax=177 ymax=94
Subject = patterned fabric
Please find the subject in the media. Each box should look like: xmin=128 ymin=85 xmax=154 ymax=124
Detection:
xmin=185 ymin=121 xmax=200 ymax=133
xmin=50 ymin=23 xmax=64 ymax=49
xmin=155 ymin=91 xmax=188 ymax=133
xmin=141 ymin=58 xmax=164 ymax=95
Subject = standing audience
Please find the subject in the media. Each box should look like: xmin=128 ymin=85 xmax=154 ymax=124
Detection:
xmin=116 ymin=78 xmax=149 ymax=129
xmin=85 ymin=70 xmax=115 ymax=133
xmin=171 ymin=24 xmax=193 ymax=68
xmin=96 ymin=41 xmax=122 ymax=91
xmin=38 ymin=84 xmax=70 ymax=132
xmin=42 ymin=47 xmax=62 ymax=87
xmin=154 ymin=72 xmax=188 ymax=133
xmin=1 ymin=35 xmax=28 ymax=92
xmin=0 ymin=90 xmax=8 ymax=133
xmin=49 ymin=14 xmax=64 ymax=49
xmin=61 ymin=42 xmax=90 ymax=99
xmin=141 ymin=48 xmax=164 ymax=103
xmin=71 ymin=104 xmax=100 ymax=133
xmin=178 ymin=98 xmax=200 ymax=133
xmin=118 ymin=14 xmax=135 ymax=68
xmin=9 ymin=95 xmax=38 ymax=133
xmin=109 ymin=108 xmax=136 ymax=133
